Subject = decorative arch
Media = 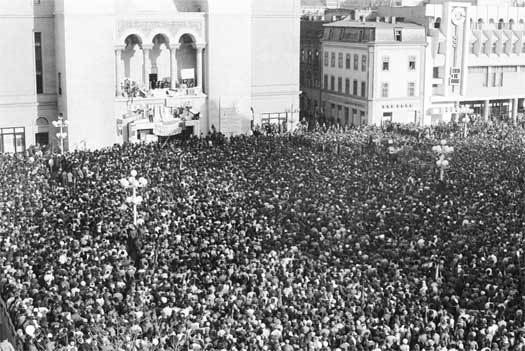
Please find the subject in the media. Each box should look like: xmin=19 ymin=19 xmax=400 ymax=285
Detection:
xmin=118 ymin=30 xmax=146 ymax=47
xmin=498 ymin=18 xmax=505 ymax=30
xmin=147 ymin=30 xmax=174 ymax=47
xmin=173 ymin=29 xmax=204 ymax=46
xmin=36 ymin=117 xmax=49 ymax=126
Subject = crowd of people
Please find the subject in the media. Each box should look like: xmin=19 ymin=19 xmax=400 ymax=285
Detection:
xmin=0 ymin=122 xmax=525 ymax=351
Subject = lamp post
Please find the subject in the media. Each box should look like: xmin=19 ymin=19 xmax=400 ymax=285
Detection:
xmin=432 ymin=140 xmax=454 ymax=182
xmin=119 ymin=170 xmax=148 ymax=226
xmin=52 ymin=114 xmax=69 ymax=154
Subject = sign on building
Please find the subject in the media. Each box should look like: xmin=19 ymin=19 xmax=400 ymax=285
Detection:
xmin=449 ymin=67 xmax=461 ymax=85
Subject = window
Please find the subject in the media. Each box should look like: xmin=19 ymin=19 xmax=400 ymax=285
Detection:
xmin=361 ymin=81 xmax=366 ymax=98
xmin=346 ymin=54 xmax=351 ymax=69
xmin=433 ymin=67 xmax=440 ymax=78
xmin=331 ymin=104 xmax=336 ymax=118
xmin=324 ymin=52 xmax=329 ymax=66
xmin=381 ymin=82 xmax=389 ymax=98
xmin=344 ymin=107 xmax=350 ymax=124
xmin=338 ymin=77 xmax=343 ymax=92
xmin=408 ymin=56 xmax=416 ymax=70
xmin=58 ymin=72 xmax=62 ymax=95
xmin=301 ymin=50 xmax=305 ymax=63
xmin=352 ymin=108 xmax=358 ymax=124
xmin=331 ymin=52 xmax=336 ymax=67
xmin=408 ymin=82 xmax=416 ymax=96
xmin=324 ymin=74 xmax=328 ymax=89
xmin=361 ymin=55 xmax=367 ymax=71
xmin=395 ymin=29 xmax=402 ymax=41
xmin=353 ymin=54 xmax=359 ymax=70
xmin=345 ymin=78 xmax=350 ymax=94
xmin=382 ymin=57 xmax=390 ymax=71
xmin=434 ymin=18 xmax=441 ymax=29
xmin=330 ymin=76 xmax=335 ymax=90
xmin=360 ymin=111 xmax=365 ymax=124
xmin=308 ymin=51 xmax=313 ymax=64
xmin=0 ymin=127 xmax=25 ymax=154
xmin=338 ymin=53 xmax=343 ymax=68
xmin=522 ymin=42 xmax=525 ymax=53
xmin=353 ymin=79 xmax=358 ymax=95
xmin=34 ymin=32 xmax=43 ymax=94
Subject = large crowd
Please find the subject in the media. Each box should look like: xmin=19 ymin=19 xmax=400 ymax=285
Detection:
xmin=1 ymin=122 xmax=525 ymax=351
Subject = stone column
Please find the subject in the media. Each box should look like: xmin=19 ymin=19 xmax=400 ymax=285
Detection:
xmin=512 ymin=98 xmax=518 ymax=124
xmin=484 ymin=99 xmax=490 ymax=121
xmin=114 ymin=46 xmax=124 ymax=97
xmin=195 ymin=44 xmax=205 ymax=93
xmin=169 ymin=44 xmax=180 ymax=90
xmin=143 ymin=45 xmax=152 ymax=88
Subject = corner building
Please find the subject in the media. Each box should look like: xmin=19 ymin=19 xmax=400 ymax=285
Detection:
xmin=0 ymin=0 xmax=301 ymax=152
xmin=321 ymin=20 xmax=427 ymax=125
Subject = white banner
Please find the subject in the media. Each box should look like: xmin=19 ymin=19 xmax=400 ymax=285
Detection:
xmin=181 ymin=69 xmax=195 ymax=80
xmin=153 ymin=120 xmax=184 ymax=137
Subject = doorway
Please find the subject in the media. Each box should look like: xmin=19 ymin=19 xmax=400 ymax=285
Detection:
xmin=35 ymin=132 xmax=49 ymax=146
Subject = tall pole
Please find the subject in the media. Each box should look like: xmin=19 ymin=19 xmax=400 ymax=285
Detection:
xmin=133 ymin=186 xmax=137 ymax=226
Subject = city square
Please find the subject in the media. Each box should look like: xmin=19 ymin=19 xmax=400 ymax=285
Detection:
xmin=1 ymin=0 xmax=525 ymax=351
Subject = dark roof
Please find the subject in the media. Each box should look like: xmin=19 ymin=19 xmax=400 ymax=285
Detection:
xmin=324 ymin=19 xmax=422 ymax=28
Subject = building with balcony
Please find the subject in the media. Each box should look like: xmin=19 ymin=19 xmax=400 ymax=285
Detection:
xmin=378 ymin=0 xmax=525 ymax=124
xmin=320 ymin=18 xmax=427 ymax=125
xmin=0 ymin=0 xmax=300 ymax=152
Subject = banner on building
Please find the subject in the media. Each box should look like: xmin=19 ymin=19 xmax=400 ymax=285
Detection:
xmin=153 ymin=120 xmax=184 ymax=137
xmin=181 ymin=69 xmax=195 ymax=80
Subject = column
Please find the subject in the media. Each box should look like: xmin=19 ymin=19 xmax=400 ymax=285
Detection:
xmin=483 ymin=99 xmax=490 ymax=121
xmin=114 ymin=46 xmax=124 ymax=97
xmin=512 ymin=98 xmax=518 ymax=124
xmin=169 ymin=44 xmax=180 ymax=90
xmin=143 ymin=45 xmax=152 ymax=88
xmin=195 ymin=44 xmax=205 ymax=93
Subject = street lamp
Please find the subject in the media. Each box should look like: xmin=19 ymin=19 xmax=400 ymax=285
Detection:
xmin=432 ymin=140 xmax=454 ymax=182
xmin=52 ymin=114 xmax=69 ymax=153
xmin=119 ymin=170 xmax=148 ymax=226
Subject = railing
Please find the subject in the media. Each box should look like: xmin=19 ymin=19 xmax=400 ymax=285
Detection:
xmin=0 ymin=296 xmax=22 ymax=350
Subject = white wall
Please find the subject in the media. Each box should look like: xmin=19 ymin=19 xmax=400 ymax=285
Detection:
xmin=57 ymin=0 xmax=117 ymax=149
xmin=251 ymin=0 xmax=301 ymax=129
xmin=207 ymin=0 xmax=253 ymax=134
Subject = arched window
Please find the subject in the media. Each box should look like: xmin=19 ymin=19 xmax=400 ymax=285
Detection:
xmin=124 ymin=34 xmax=143 ymax=49
xmin=434 ymin=17 xmax=441 ymax=29
xmin=36 ymin=117 xmax=49 ymax=127
xmin=478 ymin=18 xmax=484 ymax=30
xmin=498 ymin=19 xmax=505 ymax=30
xmin=509 ymin=19 xmax=515 ymax=29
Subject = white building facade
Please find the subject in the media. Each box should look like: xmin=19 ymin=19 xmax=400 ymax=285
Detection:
xmin=0 ymin=0 xmax=301 ymax=152
xmin=379 ymin=0 xmax=525 ymax=124
xmin=321 ymin=20 xmax=427 ymax=125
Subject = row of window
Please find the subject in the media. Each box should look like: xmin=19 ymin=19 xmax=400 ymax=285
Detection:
xmin=323 ymin=74 xmax=416 ymax=98
xmin=324 ymin=52 xmax=368 ymax=71
xmin=470 ymin=40 xmax=525 ymax=55
xmin=323 ymin=51 xmax=417 ymax=72
xmin=467 ymin=66 xmax=519 ymax=87
xmin=324 ymin=75 xmax=367 ymax=98
xmin=301 ymin=49 xmax=320 ymax=66
xmin=327 ymin=103 xmax=366 ymax=126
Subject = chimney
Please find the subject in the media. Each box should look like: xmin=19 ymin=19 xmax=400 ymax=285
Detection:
xmin=392 ymin=16 xmax=397 ymax=25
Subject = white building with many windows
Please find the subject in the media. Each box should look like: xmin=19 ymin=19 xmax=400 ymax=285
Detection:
xmin=379 ymin=0 xmax=525 ymax=124
xmin=321 ymin=19 xmax=427 ymax=125
xmin=0 ymin=0 xmax=300 ymax=152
